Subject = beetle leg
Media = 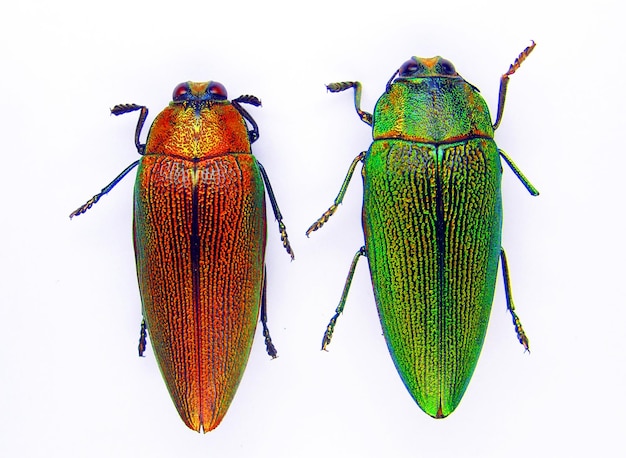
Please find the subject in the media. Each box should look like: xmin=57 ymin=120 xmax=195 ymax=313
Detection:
xmin=69 ymin=160 xmax=140 ymax=218
xmin=492 ymin=41 xmax=536 ymax=130
xmin=232 ymin=96 xmax=262 ymax=143
xmin=499 ymin=149 xmax=539 ymax=196
xmin=111 ymin=104 xmax=148 ymax=154
xmin=138 ymin=318 xmax=147 ymax=357
xmin=257 ymin=162 xmax=294 ymax=260
xmin=385 ymin=69 xmax=400 ymax=93
xmin=306 ymin=151 xmax=366 ymax=236
xmin=322 ymin=246 xmax=367 ymax=351
xmin=70 ymin=102 xmax=150 ymax=218
xmin=500 ymin=249 xmax=530 ymax=352
xmin=232 ymin=94 xmax=262 ymax=107
xmin=260 ymin=267 xmax=278 ymax=358
xmin=326 ymin=82 xmax=373 ymax=126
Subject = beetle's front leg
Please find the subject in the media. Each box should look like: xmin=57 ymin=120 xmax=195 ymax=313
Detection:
xmin=492 ymin=41 xmax=535 ymax=130
xmin=327 ymin=82 xmax=373 ymax=126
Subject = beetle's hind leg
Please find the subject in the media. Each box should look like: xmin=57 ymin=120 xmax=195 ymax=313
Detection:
xmin=500 ymin=249 xmax=530 ymax=352
xmin=138 ymin=318 xmax=148 ymax=357
xmin=260 ymin=268 xmax=278 ymax=358
xmin=69 ymin=161 xmax=140 ymax=218
xmin=321 ymin=246 xmax=366 ymax=350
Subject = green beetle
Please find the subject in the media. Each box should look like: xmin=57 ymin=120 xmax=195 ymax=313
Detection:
xmin=307 ymin=42 xmax=538 ymax=418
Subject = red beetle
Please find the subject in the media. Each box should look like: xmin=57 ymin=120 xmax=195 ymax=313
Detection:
xmin=71 ymin=81 xmax=293 ymax=432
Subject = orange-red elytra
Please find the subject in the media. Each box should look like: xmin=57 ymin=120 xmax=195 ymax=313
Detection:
xmin=71 ymin=81 xmax=293 ymax=432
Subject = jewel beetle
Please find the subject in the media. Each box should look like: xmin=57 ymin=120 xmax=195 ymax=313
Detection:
xmin=71 ymin=81 xmax=294 ymax=432
xmin=307 ymin=43 xmax=538 ymax=418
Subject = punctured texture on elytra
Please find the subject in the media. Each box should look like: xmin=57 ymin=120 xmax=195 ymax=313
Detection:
xmin=134 ymin=87 xmax=265 ymax=432
xmin=364 ymin=74 xmax=502 ymax=417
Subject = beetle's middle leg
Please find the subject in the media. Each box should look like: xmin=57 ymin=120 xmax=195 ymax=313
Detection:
xmin=321 ymin=246 xmax=367 ymax=350
xmin=257 ymin=162 xmax=294 ymax=260
xmin=499 ymin=149 xmax=539 ymax=196
xmin=69 ymin=160 xmax=140 ymax=218
xmin=306 ymin=152 xmax=366 ymax=236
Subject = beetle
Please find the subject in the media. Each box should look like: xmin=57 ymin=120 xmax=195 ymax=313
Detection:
xmin=71 ymin=81 xmax=293 ymax=432
xmin=307 ymin=43 xmax=538 ymax=418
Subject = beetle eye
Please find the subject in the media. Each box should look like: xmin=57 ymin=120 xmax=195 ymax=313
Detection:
xmin=208 ymin=81 xmax=228 ymax=100
xmin=399 ymin=59 xmax=420 ymax=77
xmin=172 ymin=82 xmax=189 ymax=101
xmin=438 ymin=59 xmax=456 ymax=75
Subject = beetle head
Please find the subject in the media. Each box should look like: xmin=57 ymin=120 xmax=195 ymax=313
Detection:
xmin=172 ymin=81 xmax=229 ymax=105
xmin=399 ymin=57 xmax=458 ymax=78
xmin=386 ymin=57 xmax=465 ymax=91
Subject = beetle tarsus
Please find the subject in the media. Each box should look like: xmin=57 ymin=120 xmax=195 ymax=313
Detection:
xmin=263 ymin=326 xmax=278 ymax=359
xmin=306 ymin=205 xmax=337 ymax=236
xmin=326 ymin=82 xmax=353 ymax=93
xmin=321 ymin=316 xmax=339 ymax=351
xmin=138 ymin=319 xmax=147 ymax=357
xmin=69 ymin=195 xmax=100 ymax=218
xmin=504 ymin=41 xmax=536 ymax=78
xmin=512 ymin=312 xmax=530 ymax=353
xmin=232 ymin=94 xmax=262 ymax=107
xmin=278 ymin=221 xmax=294 ymax=260
xmin=260 ymin=272 xmax=278 ymax=358
xmin=110 ymin=103 xmax=144 ymax=116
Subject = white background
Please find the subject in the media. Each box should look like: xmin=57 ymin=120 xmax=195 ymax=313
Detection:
xmin=1 ymin=0 xmax=623 ymax=456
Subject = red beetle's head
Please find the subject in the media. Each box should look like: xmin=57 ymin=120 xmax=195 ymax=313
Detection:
xmin=172 ymin=81 xmax=228 ymax=103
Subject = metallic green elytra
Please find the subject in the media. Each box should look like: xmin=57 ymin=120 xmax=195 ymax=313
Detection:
xmin=307 ymin=42 xmax=538 ymax=418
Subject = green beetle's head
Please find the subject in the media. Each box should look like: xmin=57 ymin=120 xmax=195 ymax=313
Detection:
xmin=399 ymin=57 xmax=459 ymax=78
xmin=172 ymin=81 xmax=229 ymax=105
xmin=386 ymin=57 xmax=469 ymax=91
